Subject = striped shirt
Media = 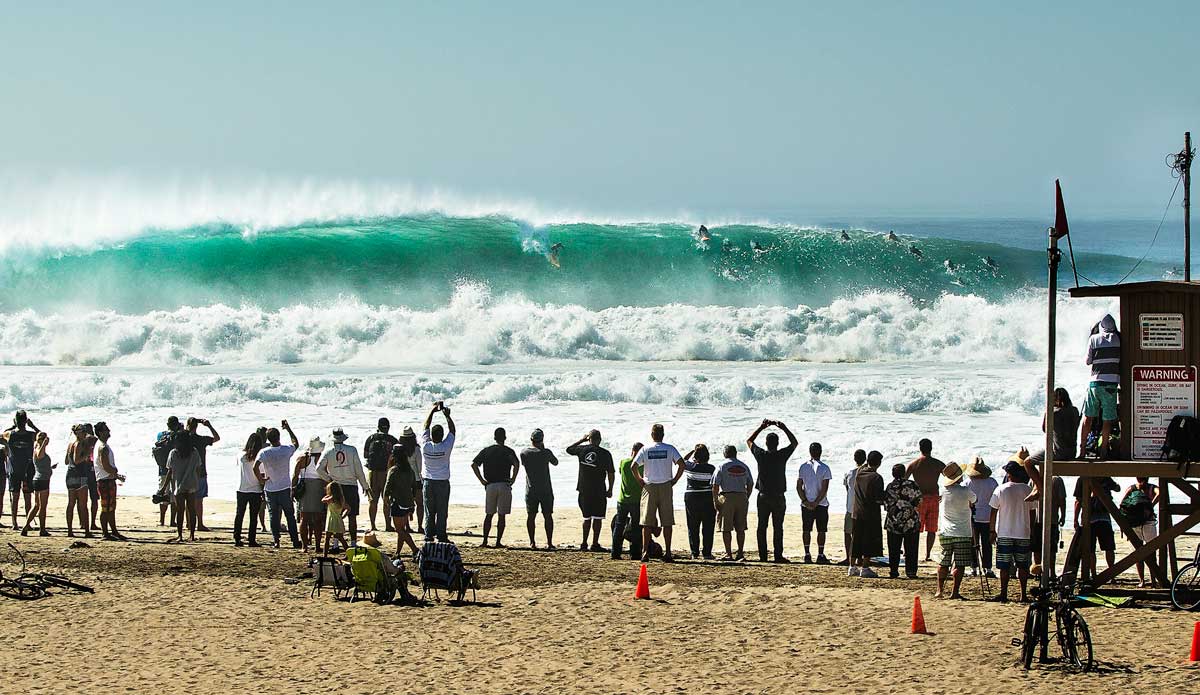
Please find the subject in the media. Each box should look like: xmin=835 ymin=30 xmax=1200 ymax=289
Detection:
xmin=1086 ymin=316 xmax=1120 ymax=384
xmin=683 ymin=460 xmax=716 ymax=494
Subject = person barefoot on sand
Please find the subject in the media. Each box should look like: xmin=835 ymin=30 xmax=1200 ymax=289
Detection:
xmin=989 ymin=461 xmax=1035 ymax=603
xmin=293 ymin=437 xmax=326 ymax=553
xmin=471 ymin=427 xmax=520 ymax=548
xmin=520 ymin=429 xmax=559 ymax=550
xmin=322 ymin=482 xmax=349 ymax=554
xmin=185 ymin=417 xmax=220 ymax=532
xmin=64 ymin=424 xmax=94 ymax=539
xmin=363 ymin=417 xmax=398 ymax=533
xmin=567 ymin=429 xmax=615 ymax=552
xmin=385 ymin=444 xmax=420 ymax=558
xmin=21 ymin=432 xmax=54 ymax=537
xmin=2 ymin=410 xmax=39 ymax=529
xmin=632 ymin=424 xmax=686 ymax=562
xmin=93 ymin=421 xmax=127 ymax=541
xmin=906 ymin=438 xmax=945 ymax=562
xmin=933 ymin=462 xmax=975 ymax=599
xmin=164 ymin=432 xmax=202 ymax=543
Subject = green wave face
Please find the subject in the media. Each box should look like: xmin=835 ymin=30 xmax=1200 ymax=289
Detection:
xmin=0 ymin=215 xmax=1151 ymax=313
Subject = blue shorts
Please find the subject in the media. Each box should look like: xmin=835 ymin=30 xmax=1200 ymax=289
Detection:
xmin=197 ymin=477 xmax=209 ymax=499
xmin=996 ymin=537 xmax=1032 ymax=570
xmin=1083 ymin=382 xmax=1118 ymax=421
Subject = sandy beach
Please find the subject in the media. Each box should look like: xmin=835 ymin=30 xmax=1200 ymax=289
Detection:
xmin=0 ymin=494 xmax=1194 ymax=694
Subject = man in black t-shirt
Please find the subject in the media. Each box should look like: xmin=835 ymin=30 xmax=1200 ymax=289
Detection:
xmin=186 ymin=417 xmax=221 ymax=532
xmin=747 ymin=419 xmax=798 ymax=563
xmin=363 ymin=418 xmax=399 ymax=532
xmin=471 ymin=428 xmax=520 ymax=547
xmin=566 ymin=430 xmax=615 ymax=552
xmin=1073 ymin=475 xmax=1120 ymax=578
xmin=2 ymin=411 xmax=40 ymax=530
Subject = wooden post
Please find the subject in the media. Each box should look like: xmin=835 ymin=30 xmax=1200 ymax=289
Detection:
xmin=1042 ymin=227 xmax=1059 ymax=578
xmin=1185 ymin=131 xmax=1192 ymax=282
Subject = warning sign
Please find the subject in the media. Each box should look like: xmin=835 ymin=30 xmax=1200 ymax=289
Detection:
xmin=1132 ymin=365 xmax=1197 ymax=459
xmin=1139 ymin=313 xmax=1184 ymax=350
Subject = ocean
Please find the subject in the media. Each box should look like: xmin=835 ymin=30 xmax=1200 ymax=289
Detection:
xmin=0 ymin=186 xmax=1183 ymax=511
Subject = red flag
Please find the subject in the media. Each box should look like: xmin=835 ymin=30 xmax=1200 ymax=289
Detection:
xmin=1052 ymin=179 xmax=1070 ymax=239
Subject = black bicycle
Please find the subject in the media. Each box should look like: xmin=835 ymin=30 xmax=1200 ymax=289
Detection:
xmin=1171 ymin=543 xmax=1200 ymax=611
xmin=1015 ymin=573 xmax=1093 ymax=672
xmin=0 ymin=543 xmax=93 ymax=600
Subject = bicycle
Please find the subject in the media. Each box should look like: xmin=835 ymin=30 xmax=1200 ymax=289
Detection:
xmin=1171 ymin=542 xmax=1200 ymax=611
xmin=1014 ymin=572 xmax=1093 ymax=672
xmin=0 ymin=543 xmax=93 ymax=600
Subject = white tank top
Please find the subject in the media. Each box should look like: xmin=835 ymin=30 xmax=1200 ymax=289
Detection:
xmin=95 ymin=442 xmax=117 ymax=481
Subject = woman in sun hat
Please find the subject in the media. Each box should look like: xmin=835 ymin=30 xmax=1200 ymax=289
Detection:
xmin=294 ymin=436 xmax=327 ymax=553
xmin=934 ymin=461 xmax=976 ymax=599
xmin=964 ymin=457 xmax=997 ymax=578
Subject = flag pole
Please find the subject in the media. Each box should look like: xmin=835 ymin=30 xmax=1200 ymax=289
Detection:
xmin=1043 ymin=224 xmax=1060 ymax=580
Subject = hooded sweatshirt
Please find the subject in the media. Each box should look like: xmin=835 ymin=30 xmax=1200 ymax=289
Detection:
xmin=1086 ymin=314 xmax=1121 ymax=384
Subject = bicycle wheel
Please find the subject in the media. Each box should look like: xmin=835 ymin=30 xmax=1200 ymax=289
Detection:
xmin=1171 ymin=563 xmax=1200 ymax=611
xmin=1058 ymin=609 xmax=1094 ymax=672
xmin=0 ymin=578 xmax=45 ymax=601
xmin=1021 ymin=605 xmax=1042 ymax=669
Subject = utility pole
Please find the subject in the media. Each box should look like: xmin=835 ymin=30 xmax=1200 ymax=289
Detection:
xmin=1185 ymin=132 xmax=1192 ymax=281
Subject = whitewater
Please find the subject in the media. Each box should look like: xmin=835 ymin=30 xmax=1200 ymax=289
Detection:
xmin=3 ymin=180 xmax=1172 ymax=511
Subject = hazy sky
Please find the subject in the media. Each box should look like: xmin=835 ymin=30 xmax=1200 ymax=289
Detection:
xmin=2 ymin=2 xmax=1197 ymax=217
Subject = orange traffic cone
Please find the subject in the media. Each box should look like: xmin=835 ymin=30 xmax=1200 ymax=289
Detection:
xmin=635 ymin=563 xmax=651 ymax=600
xmin=910 ymin=595 xmax=928 ymax=634
xmin=1190 ymin=621 xmax=1199 ymax=662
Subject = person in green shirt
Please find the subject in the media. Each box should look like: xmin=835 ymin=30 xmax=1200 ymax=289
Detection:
xmin=611 ymin=442 xmax=644 ymax=560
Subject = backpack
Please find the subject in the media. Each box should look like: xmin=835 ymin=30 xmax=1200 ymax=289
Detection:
xmin=1161 ymin=415 xmax=1200 ymax=465
xmin=1119 ymin=488 xmax=1154 ymax=527
xmin=152 ymin=431 xmax=178 ymax=472
xmin=365 ymin=434 xmax=391 ymax=471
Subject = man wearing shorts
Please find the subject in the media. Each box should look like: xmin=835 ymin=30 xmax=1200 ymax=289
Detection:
xmin=567 ymin=430 xmax=615 ymax=552
xmin=93 ymin=422 xmax=128 ymax=541
xmin=611 ymin=443 xmax=644 ymax=560
xmin=934 ymin=462 xmax=975 ymax=599
xmin=1080 ymin=313 xmax=1120 ymax=459
xmin=2 ymin=410 xmax=40 ymax=530
xmin=520 ymin=429 xmax=558 ymax=550
xmin=747 ymin=419 xmax=798 ymax=563
xmin=795 ymin=442 xmax=832 ymax=564
xmin=713 ymin=445 xmax=754 ymax=561
xmin=185 ymin=417 xmax=220 ymax=532
xmin=990 ymin=461 xmax=1036 ymax=603
xmin=363 ymin=417 xmax=398 ymax=532
xmin=906 ymin=438 xmax=945 ymax=562
xmin=471 ymin=427 xmax=520 ymax=548
xmin=317 ymin=428 xmax=369 ymax=546
xmin=1073 ymin=475 xmax=1120 ymax=579
xmin=632 ymin=424 xmax=686 ymax=562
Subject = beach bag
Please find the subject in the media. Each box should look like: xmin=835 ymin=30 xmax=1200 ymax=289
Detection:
xmin=1161 ymin=415 xmax=1200 ymax=465
xmin=347 ymin=546 xmax=384 ymax=594
xmin=1119 ymin=488 xmax=1153 ymax=526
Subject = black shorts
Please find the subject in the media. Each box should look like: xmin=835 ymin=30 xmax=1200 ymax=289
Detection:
xmin=340 ymin=484 xmax=361 ymax=517
xmin=801 ymin=505 xmax=829 ymax=533
xmin=578 ymin=490 xmax=607 ymax=520
xmin=7 ymin=464 xmax=31 ymax=492
xmin=526 ymin=490 xmax=554 ymax=516
xmin=1088 ymin=522 xmax=1116 ymax=553
xmin=389 ymin=500 xmax=413 ymax=518
xmin=28 ymin=479 xmax=50 ymax=493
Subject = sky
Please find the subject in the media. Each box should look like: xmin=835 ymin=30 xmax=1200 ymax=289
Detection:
xmin=1 ymin=1 xmax=1198 ymax=218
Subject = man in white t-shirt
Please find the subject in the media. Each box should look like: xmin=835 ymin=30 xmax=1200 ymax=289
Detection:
xmin=420 ymin=402 xmax=456 ymax=543
xmin=632 ymin=423 xmax=686 ymax=563
xmin=795 ymin=442 xmax=832 ymax=564
xmin=989 ymin=460 xmax=1036 ymax=603
xmin=934 ymin=462 xmax=976 ymax=600
xmin=253 ymin=420 xmax=301 ymax=549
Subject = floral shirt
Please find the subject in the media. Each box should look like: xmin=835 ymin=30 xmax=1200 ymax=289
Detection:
xmin=884 ymin=478 xmax=922 ymax=534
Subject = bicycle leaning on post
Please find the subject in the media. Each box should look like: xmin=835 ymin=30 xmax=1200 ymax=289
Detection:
xmin=1014 ymin=571 xmax=1094 ymax=672
xmin=1171 ymin=543 xmax=1200 ymax=611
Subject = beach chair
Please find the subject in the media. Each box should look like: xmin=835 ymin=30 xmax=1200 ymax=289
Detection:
xmin=417 ymin=541 xmax=479 ymax=603
xmin=310 ymin=556 xmax=353 ymax=599
xmin=346 ymin=546 xmax=397 ymax=604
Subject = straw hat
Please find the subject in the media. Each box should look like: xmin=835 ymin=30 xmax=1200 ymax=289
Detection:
xmin=939 ymin=461 xmax=965 ymax=487
xmin=965 ymin=457 xmax=991 ymax=479
xmin=307 ymin=437 xmax=326 ymax=455
xmin=362 ymin=531 xmax=382 ymax=548
xmin=399 ymin=426 xmax=416 ymax=440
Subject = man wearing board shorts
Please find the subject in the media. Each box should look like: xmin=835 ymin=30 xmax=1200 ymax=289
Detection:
xmin=632 ymin=424 xmax=686 ymax=563
xmin=567 ymin=430 xmax=615 ymax=552
xmin=906 ymin=438 xmax=945 ymax=562
xmin=713 ymin=446 xmax=754 ymax=561
xmin=471 ymin=427 xmax=520 ymax=548
xmin=1080 ymin=313 xmax=1120 ymax=459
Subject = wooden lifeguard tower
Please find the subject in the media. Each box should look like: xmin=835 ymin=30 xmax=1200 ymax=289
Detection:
xmin=1058 ymin=281 xmax=1200 ymax=589
xmin=1042 ymin=133 xmax=1200 ymax=591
